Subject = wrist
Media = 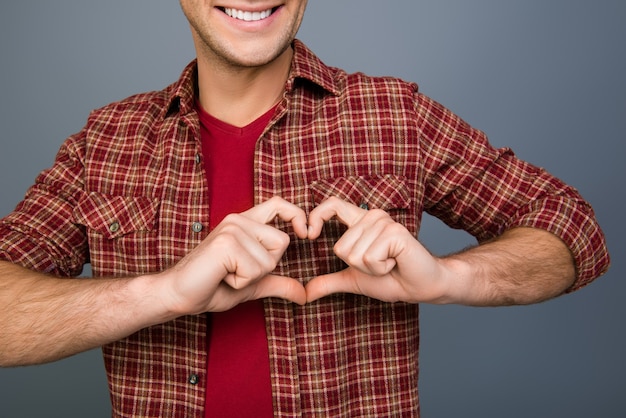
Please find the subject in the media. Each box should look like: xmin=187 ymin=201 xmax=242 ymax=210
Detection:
xmin=127 ymin=271 xmax=182 ymax=326
xmin=433 ymin=256 xmax=481 ymax=305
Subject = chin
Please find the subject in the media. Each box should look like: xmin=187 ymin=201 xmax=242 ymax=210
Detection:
xmin=225 ymin=43 xmax=291 ymax=68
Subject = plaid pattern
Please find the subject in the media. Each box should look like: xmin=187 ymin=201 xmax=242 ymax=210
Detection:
xmin=0 ymin=40 xmax=609 ymax=416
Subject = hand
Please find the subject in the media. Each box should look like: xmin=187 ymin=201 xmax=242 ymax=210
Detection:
xmin=159 ymin=197 xmax=308 ymax=314
xmin=306 ymin=197 xmax=451 ymax=304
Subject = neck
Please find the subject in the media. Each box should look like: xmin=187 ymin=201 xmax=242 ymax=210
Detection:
xmin=195 ymin=47 xmax=292 ymax=127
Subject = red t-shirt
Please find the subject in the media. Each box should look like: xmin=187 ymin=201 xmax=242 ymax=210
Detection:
xmin=197 ymin=102 xmax=276 ymax=418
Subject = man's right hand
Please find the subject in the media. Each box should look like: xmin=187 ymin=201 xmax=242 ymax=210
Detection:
xmin=156 ymin=196 xmax=308 ymax=315
xmin=0 ymin=196 xmax=308 ymax=366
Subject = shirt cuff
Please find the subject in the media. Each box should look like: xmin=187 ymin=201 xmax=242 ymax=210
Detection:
xmin=507 ymin=195 xmax=610 ymax=292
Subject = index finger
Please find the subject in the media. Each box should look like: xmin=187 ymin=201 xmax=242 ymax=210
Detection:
xmin=241 ymin=196 xmax=308 ymax=239
xmin=307 ymin=197 xmax=367 ymax=239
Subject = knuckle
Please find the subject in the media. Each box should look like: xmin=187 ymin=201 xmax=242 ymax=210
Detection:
xmin=277 ymin=231 xmax=291 ymax=248
xmin=368 ymin=208 xmax=389 ymax=219
xmin=362 ymin=252 xmax=377 ymax=267
xmin=224 ymin=219 xmax=244 ymax=233
xmin=229 ymin=277 xmax=248 ymax=290
xmin=230 ymin=269 xmax=262 ymax=289
xmin=344 ymin=251 xmax=361 ymax=267
xmin=385 ymin=220 xmax=408 ymax=235
xmin=333 ymin=241 xmax=346 ymax=258
xmin=214 ymin=230 xmax=240 ymax=247
xmin=221 ymin=213 xmax=244 ymax=227
xmin=248 ymin=265 xmax=264 ymax=279
xmin=261 ymin=258 xmax=278 ymax=274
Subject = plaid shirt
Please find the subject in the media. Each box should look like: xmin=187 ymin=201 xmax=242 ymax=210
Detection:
xmin=0 ymin=40 xmax=609 ymax=417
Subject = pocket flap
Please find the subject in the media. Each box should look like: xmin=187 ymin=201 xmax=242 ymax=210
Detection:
xmin=73 ymin=192 xmax=159 ymax=239
xmin=310 ymin=174 xmax=411 ymax=211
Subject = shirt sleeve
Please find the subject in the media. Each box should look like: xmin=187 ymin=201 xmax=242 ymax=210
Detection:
xmin=415 ymin=93 xmax=610 ymax=292
xmin=0 ymin=130 xmax=89 ymax=277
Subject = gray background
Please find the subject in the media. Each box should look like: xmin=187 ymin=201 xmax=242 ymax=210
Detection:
xmin=0 ymin=1 xmax=624 ymax=417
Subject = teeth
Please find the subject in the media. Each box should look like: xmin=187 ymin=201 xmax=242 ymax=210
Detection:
xmin=224 ymin=7 xmax=273 ymax=22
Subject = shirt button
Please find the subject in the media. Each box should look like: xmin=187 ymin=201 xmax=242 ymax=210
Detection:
xmin=191 ymin=222 xmax=204 ymax=233
xmin=359 ymin=202 xmax=369 ymax=210
xmin=109 ymin=222 xmax=120 ymax=233
xmin=195 ymin=153 xmax=201 ymax=164
xmin=188 ymin=374 xmax=199 ymax=385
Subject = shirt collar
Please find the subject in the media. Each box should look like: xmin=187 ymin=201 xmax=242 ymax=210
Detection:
xmin=163 ymin=39 xmax=340 ymax=118
xmin=286 ymin=39 xmax=341 ymax=96
xmin=163 ymin=60 xmax=198 ymax=118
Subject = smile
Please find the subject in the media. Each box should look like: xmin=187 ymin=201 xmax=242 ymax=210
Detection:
xmin=221 ymin=7 xmax=277 ymax=22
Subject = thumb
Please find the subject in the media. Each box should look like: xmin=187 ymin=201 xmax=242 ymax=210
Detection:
xmin=251 ymin=274 xmax=307 ymax=305
xmin=305 ymin=269 xmax=363 ymax=302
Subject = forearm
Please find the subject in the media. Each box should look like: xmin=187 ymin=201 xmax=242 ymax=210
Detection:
xmin=438 ymin=227 xmax=576 ymax=306
xmin=0 ymin=261 xmax=169 ymax=367
xmin=0 ymin=198 xmax=310 ymax=366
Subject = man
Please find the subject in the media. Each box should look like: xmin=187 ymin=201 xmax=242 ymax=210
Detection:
xmin=0 ymin=1 xmax=610 ymax=417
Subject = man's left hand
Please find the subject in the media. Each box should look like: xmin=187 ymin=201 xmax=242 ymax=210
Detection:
xmin=306 ymin=197 xmax=451 ymax=303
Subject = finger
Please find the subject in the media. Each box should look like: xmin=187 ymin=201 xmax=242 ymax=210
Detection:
xmin=249 ymin=274 xmax=307 ymax=305
xmin=332 ymin=209 xmax=382 ymax=260
xmin=305 ymin=269 xmax=364 ymax=302
xmin=336 ymin=236 xmax=398 ymax=277
xmin=242 ymin=196 xmax=308 ymax=239
xmin=242 ymin=221 xmax=291 ymax=261
xmin=360 ymin=245 xmax=398 ymax=276
xmin=207 ymin=224 xmax=289 ymax=289
xmin=308 ymin=197 xmax=368 ymax=239
xmin=219 ymin=229 xmax=287 ymax=289
xmin=209 ymin=275 xmax=306 ymax=311
xmin=216 ymin=209 xmax=293 ymax=264
xmin=335 ymin=213 xmax=399 ymax=276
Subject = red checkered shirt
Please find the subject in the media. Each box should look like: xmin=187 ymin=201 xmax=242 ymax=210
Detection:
xmin=0 ymin=40 xmax=610 ymax=417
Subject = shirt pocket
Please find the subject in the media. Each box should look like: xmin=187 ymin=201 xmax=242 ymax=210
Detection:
xmin=73 ymin=193 xmax=159 ymax=239
xmin=72 ymin=192 xmax=160 ymax=275
xmin=309 ymin=174 xmax=411 ymax=214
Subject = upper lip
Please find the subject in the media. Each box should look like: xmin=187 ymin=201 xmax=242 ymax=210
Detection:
xmin=216 ymin=3 xmax=281 ymax=13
